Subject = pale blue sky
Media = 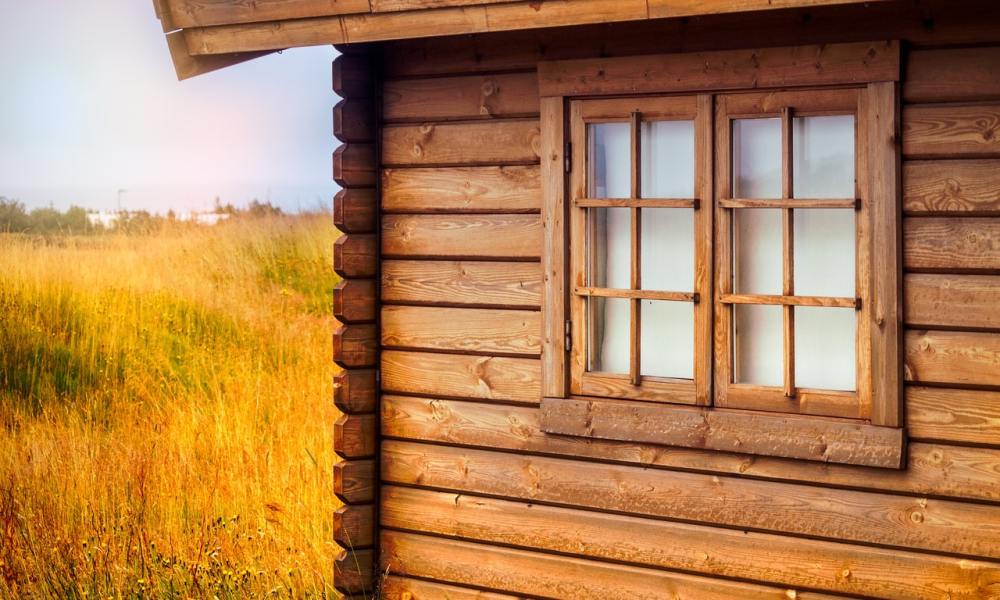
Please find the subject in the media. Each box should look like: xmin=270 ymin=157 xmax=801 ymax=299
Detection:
xmin=0 ymin=1 xmax=339 ymax=213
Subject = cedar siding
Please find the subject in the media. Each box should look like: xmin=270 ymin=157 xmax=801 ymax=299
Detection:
xmin=371 ymin=2 xmax=1000 ymax=598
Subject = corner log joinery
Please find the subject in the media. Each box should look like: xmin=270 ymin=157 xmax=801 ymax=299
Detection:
xmin=332 ymin=46 xmax=379 ymax=599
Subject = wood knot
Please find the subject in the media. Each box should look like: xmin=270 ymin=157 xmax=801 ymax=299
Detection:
xmin=910 ymin=511 xmax=924 ymax=524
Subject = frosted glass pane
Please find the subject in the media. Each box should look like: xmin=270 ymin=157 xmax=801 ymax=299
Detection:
xmin=735 ymin=305 xmax=783 ymax=387
xmin=733 ymin=118 xmax=781 ymax=199
xmin=587 ymin=207 xmax=630 ymax=289
xmin=795 ymin=307 xmax=856 ymax=390
xmin=641 ymin=120 xmax=694 ymax=198
xmin=640 ymin=300 xmax=693 ymax=379
xmin=793 ymin=115 xmax=854 ymax=199
xmin=794 ymin=209 xmax=855 ymax=297
xmin=734 ymin=209 xmax=782 ymax=295
xmin=589 ymin=123 xmax=630 ymax=198
xmin=588 ymin=297 xmax=629 ymax=374
xmin=641 ymin=208 xmax=693 ymax=292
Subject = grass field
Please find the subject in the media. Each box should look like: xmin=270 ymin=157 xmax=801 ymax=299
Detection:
xmin=0 ymin=215 xmax=340 ymax=598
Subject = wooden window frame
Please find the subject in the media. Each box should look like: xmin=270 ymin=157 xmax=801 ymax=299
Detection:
xmin=539 ymin=41 xmax=904 ymax=469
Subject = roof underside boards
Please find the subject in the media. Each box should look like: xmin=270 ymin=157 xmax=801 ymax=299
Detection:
xmin=153 ymin=0 xmax=890 ymax=78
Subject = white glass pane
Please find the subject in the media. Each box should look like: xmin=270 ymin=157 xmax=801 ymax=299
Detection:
xmin=588 ymin=297 xmax=629 ymax=374
xmin=795 ymin=307 xmax=856 ymax=390
xmin=794 ymin=208 xmax=855 ymax=297
xmin=734 ymin=209 xmax=782 ymax=295
xmin=641 ymin=120 xmax=694 ymax=198
xmin=733 ymin=118 xmax=781 ymax=199
xmin=640 ymin=300 xmax=693 ymax=379
xmin=735 ymin=304 xmax=782 ymax=387
xmin=589 ymin=123 xmax=630 ymax=198
xmin=641 ymin=208 xmax=693 ymax=292
xmin=793 ymin=115 xmax=854 ymax=199
xmin=587 ymin=207 xmax=630 ymax=289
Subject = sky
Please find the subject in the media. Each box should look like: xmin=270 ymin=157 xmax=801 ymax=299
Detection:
xmin=0 ymin=0 xmax=339 ymax=214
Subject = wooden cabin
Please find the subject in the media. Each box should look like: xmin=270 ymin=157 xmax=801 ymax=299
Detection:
xmin=153 ymin=1 xmax=1000 ymax=597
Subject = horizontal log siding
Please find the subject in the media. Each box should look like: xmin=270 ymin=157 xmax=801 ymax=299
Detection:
xmin=377 ymin=37 xmax=1000 ymax=599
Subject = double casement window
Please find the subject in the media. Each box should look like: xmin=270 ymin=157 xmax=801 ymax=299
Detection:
xmin=539 ymin=42 xmax=904 ymax=468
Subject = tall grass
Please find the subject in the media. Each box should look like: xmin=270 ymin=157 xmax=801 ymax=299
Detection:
xmin=0 ymin=215 xmax=340 ymax=598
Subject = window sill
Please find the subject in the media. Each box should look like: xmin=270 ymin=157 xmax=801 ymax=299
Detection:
xmin=540 ymin=396 xmax=905 ymax=469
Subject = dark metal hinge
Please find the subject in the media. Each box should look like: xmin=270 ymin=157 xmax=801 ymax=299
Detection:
xmin=564 ymin=142 xmax=572 ymax=173
xmin=565 ymin=319 xmax=572 ymax=351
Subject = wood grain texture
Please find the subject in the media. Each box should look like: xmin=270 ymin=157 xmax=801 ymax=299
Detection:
xmin=333 ymin=143 xmax=377 ymax=187
xmin=381 ymin=350 xmax=540 ymax=403
xmin=334 ymin=98 xmax=375 ymax=143
xmin=903 ymin=218 xmax=1000 ymax=272
xmin=382 ymin=166 xmax=540 ymax=213
xmin=381 ymin=306 xmax=541 ymax=355
xmin=380 ymin=530 xmax=845 ymax=600
xmin=382 ymin=120 xmax=540 ymax=166
xmin=540 ymin=396 xmax=904 ymax=468
xmin=540 ymin=95 xmax=567 ymax=399
xmin=382 ymin=440 xmax=1000 ymax=558
xmin=905 ymin=330 xmax=1000 ymax=387
xmin=383 ymin=72 xmax=539 ymax=121
xmin=382 ymin=214 xmax=542 ymax=259
xmin=904 ymin=160 xmax=1000 ymax=215
xmin=382 ymin=486 xmax=1000 ymax=600
xmin=539 ymin=40 xmax=899 ymax=97
xmin=905 ymin=274 xmax=1000 ymax=330
xmin=333 ymin=458 xmax=376 ymax=504
xmin=381 ymin=260 xmax=541 ymax=308
xmin=909 ymin=386 xmax=1000 ymax=447
xmin=334 ymin=188 xmax=378 ymax=233
xmin=903 ymin=104 xmax=1000 ymax=158
xmin=381 ymin=394 xmax=1000 ymax=502
xmin=334 ymin=547 xmax=375 ymax=596
xmin=166 ymin=0 xmax=371 ymax=28
xmin=333 ymin=323 xmax=378 ymax=368
xmin=334 ymin=503 xmax=375 ymax=548
xmin=334 ymin=279 xmax=377 ymax=323
xmin=904 ymin=46 xmax=1000 ymax=103
xmin=334 ymin=234 xmax=377 ymax=278
xmin=332 ymin=54 xmax=373 ymax=98
xmin=165 ymin=31 xmax=272 ymax=80
xmin=334 ymin=413 xmax=377 ymax=458
xmin=381 ymin=576 xmax=519 ymax=600
xmin=333 ymin=368 xmax=377 ymax=414
xmin=371 ymin=0 xmax=518 ymax=12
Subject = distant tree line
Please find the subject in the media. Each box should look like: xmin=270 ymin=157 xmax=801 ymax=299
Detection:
xmin=0 ymin=197 xmax=286 ymax=235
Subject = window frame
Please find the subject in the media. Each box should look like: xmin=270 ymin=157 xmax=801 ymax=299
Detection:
xmin=538 ymin=41 xmax=904 ymax=469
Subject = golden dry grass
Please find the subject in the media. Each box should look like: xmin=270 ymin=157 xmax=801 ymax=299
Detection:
xmin=0 ymin=215 xmax=340 ymax=598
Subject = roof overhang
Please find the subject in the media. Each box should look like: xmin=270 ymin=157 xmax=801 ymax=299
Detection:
xmin=154 ymin=0 xmax=891 ymax=79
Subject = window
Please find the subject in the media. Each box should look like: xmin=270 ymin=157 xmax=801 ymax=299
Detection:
xmin=539 ymin=42 xmax=903 ymax=469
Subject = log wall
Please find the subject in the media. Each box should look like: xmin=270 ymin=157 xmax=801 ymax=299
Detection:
xmin=368 ymin=2 xmax=1000 ymax=597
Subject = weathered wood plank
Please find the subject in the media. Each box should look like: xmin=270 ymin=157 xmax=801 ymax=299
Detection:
xmin=381 ymin=260 xmax=541 ymax=308
xmin=165 ymin=31 xmax=272 ymax=80
xmin=904 ymin=47 xmax=1000 ymax=104
xmin=334 ymin=458 xmax=376 ymax=504
xmin=334 ymin=547 xmax=375 ymax=596
xmin=167 ymin=0 xmax=371 ymax=29
xmin=383 ymin=72 xmax=539 ymax=121
xmin=381 ymin=306 xmax=541 ymax=355
xmin=539 ymin=41 xmax=899 ymax=97
xmin=382 ymin=166 xmax=540 ymax=213
xmin=903 ymin=218 xmax=1000 ymax=272
xmin=334 ymin=188 xmax=378 ymax=234
xmin=909 ymin=386 xmax=1000 ymax=447
xmin=381 ymin=576 xmax=519 ymax=600
xmin=371 ymin=0 xmax=518 ymax=12
xmin=334 ymin=503 xmax=375 ymax=548
xmin=381 ymin=350 xmax=540 ymax=403
xmin=382 ymin=486 xmax=1000 ymax=600
xmin=540 ymin=95 xmax=567 ymax=399
xmin=905 ymin=330 xmax=1000 ymax=387
xmin=382 ymin=440 xmax=1000 ymax=558
xmin=903 ymin=104 xmax=1000 ymax=158
xmin=381 ymin=394 xmax=1000 ymax=502
xmin=540 ymin=396 xmax=903 ymax=468
xmin=334 ymin=279 xmax=377 ymax=323
xmin=905 ymin=274 xmax=1000 ymax=330
xmin=382 ymin=214 xmax=542 ymax=259
xmin=334 ymin=98 xmax=375 ymax=143
xmin=333 ymin=143 xmax=377 ymax=187
xmin=333 ymin=323 xmax=378 ymax=368
xmin=903 ymin=160 xmax=1000 ymax=215
xmin=334 ymin=413 xmax=377 ymax=458
xmin=334 ymin=368 xmax=377 ymax=414
xmin=332 ymin=54 xmax=374 ymax=98
xmin=381 ymin=530 xmax=844 ymax=600
xmin=334 ymin=234 xmax=377 ymax=278
xmin=382 ymin=120 xmax=540 ymax=166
